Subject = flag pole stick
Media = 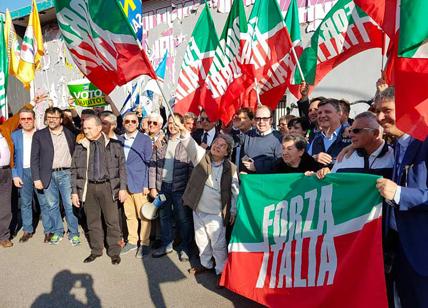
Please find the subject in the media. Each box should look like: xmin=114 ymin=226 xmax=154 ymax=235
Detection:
xmin=154 ymin=78 xmax=177 ymax=123
xmin=254 ymin=77 xmax=261 ymax=105
xmin=381 ymin=32 xmax=387 ymax=72
xmin=291 ymin=45 xmax=305 ymax=83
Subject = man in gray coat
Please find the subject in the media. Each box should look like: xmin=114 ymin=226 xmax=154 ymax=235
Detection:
xmin=71 ymin=115 xmax=127 ymax=265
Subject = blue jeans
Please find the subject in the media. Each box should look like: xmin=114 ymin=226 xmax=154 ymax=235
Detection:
xmin=159 ymin=182 xmax=193 ymax=254
xmin=44 ymin=170 xmax=79 ymax=238
xmin=20 ymin=168 xmax=53 ymax=234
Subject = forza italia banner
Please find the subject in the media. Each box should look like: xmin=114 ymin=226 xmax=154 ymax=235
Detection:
xmin=221 ymin=173 xmax=388 ymax=307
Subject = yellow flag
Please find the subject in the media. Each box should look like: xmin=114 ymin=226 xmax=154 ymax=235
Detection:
xmin=4 ymin=10 xmax=21 ymax=76
xmin=17 ymin=0 xmax=45 ymax=89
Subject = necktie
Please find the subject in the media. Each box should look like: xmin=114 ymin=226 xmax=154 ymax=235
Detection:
xmin=92 ymin=141 xmax=102 ymax=180
xmin=202 ymin=132 xmax=208 ymax=145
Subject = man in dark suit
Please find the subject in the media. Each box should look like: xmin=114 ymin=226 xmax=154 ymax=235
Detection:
xmin=191 ymin=110 xmax=219 ymax=150
xmin=375 ymin=87 xmax=428 ymax=307
xmin=31 ymin=107 xmax=79 ymax=246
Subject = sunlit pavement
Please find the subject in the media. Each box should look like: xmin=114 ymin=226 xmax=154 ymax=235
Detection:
xmin=0 ymin=228 xmax=261 ymax=307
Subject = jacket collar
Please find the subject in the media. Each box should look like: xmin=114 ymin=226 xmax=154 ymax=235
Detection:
xmin=78 ymin=132 xmax=110 ymax=149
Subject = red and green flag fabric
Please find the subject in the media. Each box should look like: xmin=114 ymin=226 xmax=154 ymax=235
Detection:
xmin=201 ymin=0 xmax=252 ymax=124
xmin=55 ymin=0 xmax=156 ymax=95
xmin=244 ymin=0 xmax=294 ymax=111
xmin=221 ymin=173 xmax=388 ymax=307
xmin=294 ymin=0 xmax=383 ymax=86
xmin=174 ymin=3 xmax=219 ymax=116
xmin=356 ymin=0 xmax=428 ymax=141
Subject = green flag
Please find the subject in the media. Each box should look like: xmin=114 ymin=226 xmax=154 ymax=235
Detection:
xmin=398 ymin=0 xmax=428 ymax=58
xmin=221 ymin=173 xmax=387 ymax=307
xmin=294 ymin=0 xmax=383 ymax=85
xmin=0 ymin=14 xmax=9 ymax=120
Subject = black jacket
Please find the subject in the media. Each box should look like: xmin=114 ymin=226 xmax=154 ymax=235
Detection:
xmin=31 ymin=126 xmax=75 ymax=188
xmin=71 ymin=134 xmax=127 ymax=202
xmin=271 ymin=152 xmax=321 ymax=174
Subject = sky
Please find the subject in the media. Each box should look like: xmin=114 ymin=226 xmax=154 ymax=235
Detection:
xmin=0 ymin=0 xmax=33 ymax=13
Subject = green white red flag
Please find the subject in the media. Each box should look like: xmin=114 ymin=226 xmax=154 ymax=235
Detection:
xmin=243 ymin=0 xmax=294 ymax=111
xmin=294 ymin=0 xmax=384 ymax=86
xmin=221 ymin=173 xmax=388 ymax=307
xmin=173 ymin=3 xmax=219 ymax=116
xmin=54 ymin=0 xmax=156 ymax=95
xmin=355 ymin=0 xmax=428 ymax=141
xmin=201 ymin=0 xmax=252 ymax=124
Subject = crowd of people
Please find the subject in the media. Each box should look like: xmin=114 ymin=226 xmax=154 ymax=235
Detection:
xmin=0 ymin=83 xmax=427 ymax=306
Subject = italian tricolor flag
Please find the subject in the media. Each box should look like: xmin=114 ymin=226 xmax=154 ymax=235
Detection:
xmin=174 ymin=3 xmax=219 ymax=116
xmin=294 ymin=0 xmax=383 ymax=86
xmin=221 ymin=173 xmax=388 ymax=307
xmin=55 ymin=0 xmax=156 ymax=94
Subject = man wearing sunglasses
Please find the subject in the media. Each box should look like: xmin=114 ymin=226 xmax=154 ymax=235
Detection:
xmin=0 ymin=99 xmax=40 ymax=248
xmin=192 ymin=110 xmax=219 ymax=150
xmin=315 ymin=111 xmax=393 ymax=178
xmin=118 ymin=112 xmax=153 ymax=258
xmin=12 ymin=108 xmax=52 ymax=244
xmin=147 ymin=113 xmax=164 ymax=144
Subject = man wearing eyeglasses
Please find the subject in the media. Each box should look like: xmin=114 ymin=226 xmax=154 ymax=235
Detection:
xmin=31 ymin=107 xmax=79 ymax=246
xmin=240 ymin=105 xmax=282 ymax=174
xmin=147 ymin=113 xmax=164 ymax=143
xmin=192 ymin=110 xmax=219 ymax=150
xmin=12 ymin=108 xmax=52 ymax=244
xmin=118 ymin=112 xmax=153 ymax=258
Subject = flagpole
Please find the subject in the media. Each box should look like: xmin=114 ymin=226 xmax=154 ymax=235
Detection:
xmin=254 ymin=77 xmax=261 ymax=105
xmin=154 ymin=78 xmax=176 ymax=121
xmin=381 ymin=32 xmax=387 ymax=73
xmin=291 ymin=45 xmax=305 ymax=83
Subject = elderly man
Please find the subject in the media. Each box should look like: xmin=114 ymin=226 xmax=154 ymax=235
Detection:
xmin=374 ymin=87 xmax=428 ymax=307
xmin=71 ymin=115 xmax=127 ymax=265
xmin=147 ymin=112 xmax=164 ymax=143
xmin=178 ymin=121 xmax=239 ymax=283
xmin=307 ymin=99 xmax=350 ymax=167
xmin=12 ymin=108 xmax=52 ymax=243
xmin=100 ymin=111 xmax=118 ymax=140
xmin=0 ymin=101 xmax=37 ymax=248
xmin=118 ymin=112 xmax=153 ymax=258
xmin=315 ymin=111 xmax=394 ymax=179
xmin=240 ymin=105 xmax=282 ymax=174
xmin=330 ymin=111 xmax=393 ymax=176
xmin=31 ymin=107 xmax=79 ymax=246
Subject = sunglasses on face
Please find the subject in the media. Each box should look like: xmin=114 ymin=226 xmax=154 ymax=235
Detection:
xmin=20 ymin=117 xmax=34 ymax=121
xmin=350 ymin=128 xmax=376 ymax=134
xmin=124 ymin=119 xmax=138 ymax=125
xmin=199 ymin=117 xmax=210 ymax=122
xmin=148 ymin=121 xmax=158 ymax=126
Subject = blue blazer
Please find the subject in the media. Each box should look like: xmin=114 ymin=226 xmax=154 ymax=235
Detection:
xmin=119 ymin=131 xmax=153 ymax=194
xmin=389 ymin=136 xmax=428 ymax=276
xmin=11 ymin=129 xmax=24 ymax=179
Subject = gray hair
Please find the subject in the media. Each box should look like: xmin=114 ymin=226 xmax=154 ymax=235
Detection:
xmin=84 ymin=114 xmax=102 ymax=126
xmin=375 ymin=86 xmax=395 ymax=104
xmin=214 ymin=134 xmax=235 ymax=157
xmin=100 ymin=112 xmax=117 ymax=126
xmin=354 ymin=111 xmax=383 ymax=132
xmin=282 ymin=134 xmax=307 ymax=151
xmin=148 ymin=112 xmax=164 ymax=125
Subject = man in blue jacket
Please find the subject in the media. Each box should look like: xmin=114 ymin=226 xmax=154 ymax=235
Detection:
xmin=119 ymin=112 xmax=153 ymax=258
xmin=375 ymin=87 xmax=428 ymax=307
xmin=12 ymin=108 xmax=52 ymax=243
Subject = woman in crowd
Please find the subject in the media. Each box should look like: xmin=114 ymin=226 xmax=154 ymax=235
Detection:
xmin=271 ymin=134 xmax=321 ymax=173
